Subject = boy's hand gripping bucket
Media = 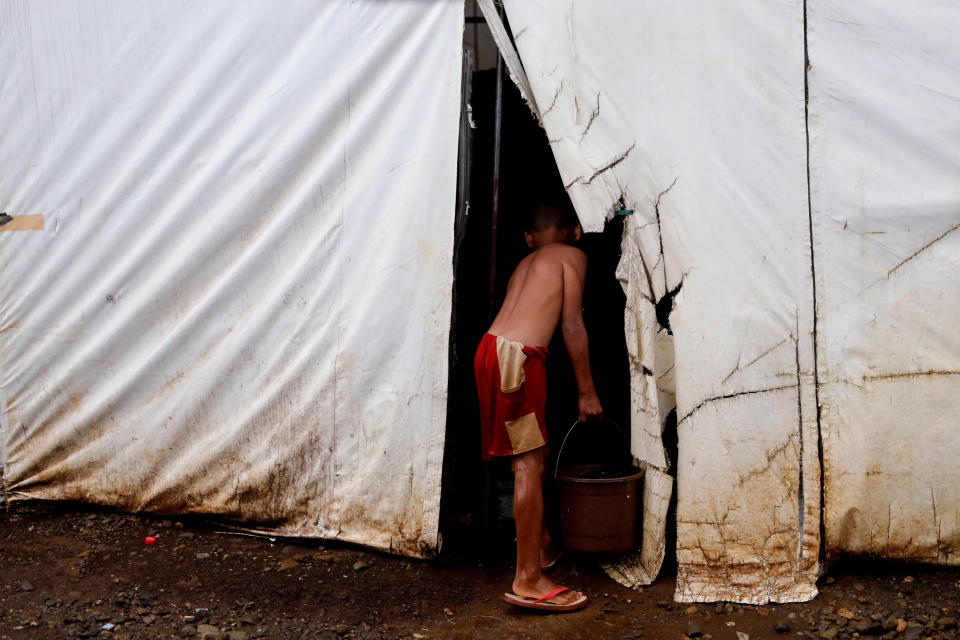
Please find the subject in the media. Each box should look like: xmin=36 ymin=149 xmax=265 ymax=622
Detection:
xmin=555 ymin=418 xmax=644 ymax=554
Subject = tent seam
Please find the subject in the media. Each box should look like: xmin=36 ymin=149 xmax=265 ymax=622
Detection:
xmin=802 ymin=0 xmax=827 ymax=563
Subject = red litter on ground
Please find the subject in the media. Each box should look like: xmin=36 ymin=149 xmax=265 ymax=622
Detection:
xmin=144 ymin=536 xmax=157 ymax=545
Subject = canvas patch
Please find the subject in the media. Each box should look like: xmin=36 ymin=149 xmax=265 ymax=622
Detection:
xmin=496 ymin=335 xmax=527 ymax=393
xmin=505 ymin=412 xmax=545 ymax=454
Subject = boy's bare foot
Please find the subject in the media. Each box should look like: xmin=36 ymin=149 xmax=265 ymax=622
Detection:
xmin=511 ymin=574 xmax=585 ymax=607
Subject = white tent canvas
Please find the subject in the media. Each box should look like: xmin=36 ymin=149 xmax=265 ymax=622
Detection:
xmin=808 ymin=1 xmax=960 ymax=565
xmin=495 ymin=0 xmax=960 ymax=603
xmin=0 ymin=0 xmax=463 ymax=558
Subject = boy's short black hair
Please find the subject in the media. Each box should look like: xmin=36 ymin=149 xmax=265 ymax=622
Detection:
xmin=525 ymin=203 xmax=580 ymax=232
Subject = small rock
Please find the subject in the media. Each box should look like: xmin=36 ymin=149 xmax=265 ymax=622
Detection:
xmin=896 ymin=619 xmax=907 ymax=633
xmin=196 ymin=552 xmax=210 ymax=559
xmin=818 ymin=629 xmax=837 ymax=639
xmin=937 ymin=617 xmax=957 ymax=629
xmin=775 ymin=620 xmax=790 ymax=633
xmin=20 ymin=580 xmax=35 ymax=592
xmin=685 ymin=623 xmax=703 ymax=638
xmin=824 ymin=576 xmax=836 ymax=585
xmin=685 ymin=605 xmax=699 ymax=615
xmin=179 ymin=532 xmax=195 ymax=539
xmin=44 ymin=598 xmax=57 ymax=607
xmin=161 ymin=520 xmax=173 ymax=528
xmin=278 ymin=558 xmax=300 ymax=571
xmin=903 ymin=624 xmax=924 ymax=640
xmin=181 ymin=626 xmax=197 ymax=637
xmin=197 ymin=624 xmax=221 ymax=639
xmin=855 ymin=619 xmax=884 ymax=636
xmin=853 ymin=582 xmax=865 ymax=592
xmin=227 ymin=631 xmax=248 ymax=640
xmin=352 ymin=561 xmax=369 ymax=572
xmin=443 ymin=608 xmax=454 ymax=617
xmin=78 ymin=626 xmax=101 ymax=638
xmin=141 ymin=615 xmax=157 ymax=624
xmin=837 ymin=608 xmax=856 ymax=619
xmin=853 ymin=620 xmax=883 ymax=636
xmin=883 ymin=616 xmax=899 ymax=632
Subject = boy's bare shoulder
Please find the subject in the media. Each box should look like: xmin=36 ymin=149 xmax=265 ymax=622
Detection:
xmin=543 ymin=243 xmax=586 ymax=270
xmin=538 ymin=243 xmax=586 ymax=261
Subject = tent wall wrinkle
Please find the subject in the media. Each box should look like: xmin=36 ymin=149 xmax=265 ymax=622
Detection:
xmin=0 ymin=0 xmax=463 ymax=557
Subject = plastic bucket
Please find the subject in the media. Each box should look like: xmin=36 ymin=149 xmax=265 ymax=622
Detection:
xmin=555 ymin=420 xmax=643 ymax=553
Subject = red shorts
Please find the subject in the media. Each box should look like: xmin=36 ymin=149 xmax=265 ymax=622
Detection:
xmin=474 ymin=333 xmax=549 ymax=460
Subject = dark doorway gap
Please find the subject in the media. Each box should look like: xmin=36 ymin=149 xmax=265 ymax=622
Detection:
xmin=440 ymin=66 xmax=632 ymax=559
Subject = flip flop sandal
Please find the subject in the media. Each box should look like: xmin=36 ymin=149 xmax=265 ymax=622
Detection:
xmin=541 ymin=550 xmax=564 ymax=572
xmin=502 ymin=586 xmax=588 ymax=612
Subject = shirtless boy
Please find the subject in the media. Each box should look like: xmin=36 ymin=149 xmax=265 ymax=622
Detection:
xmin=474 ymin=204 xmax=603 ymax=612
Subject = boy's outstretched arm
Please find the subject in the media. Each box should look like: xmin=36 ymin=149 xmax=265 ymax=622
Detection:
xmin=561 ymin=250 xmax=603 ymax=421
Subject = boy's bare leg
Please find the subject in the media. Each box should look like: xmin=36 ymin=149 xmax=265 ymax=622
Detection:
xmin=539 ymin=472 xmax=561 ymax=567
xmin=511 ymin=448 xmax=582 ymax=604
xmin=540 ymin=527 xmax=559 ymax=567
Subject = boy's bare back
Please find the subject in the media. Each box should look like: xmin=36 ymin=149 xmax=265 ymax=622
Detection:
xmin=488 ymin=243 xmax=586 ymax=348
xmin=486 ymin=221 xmax=601 ymax=422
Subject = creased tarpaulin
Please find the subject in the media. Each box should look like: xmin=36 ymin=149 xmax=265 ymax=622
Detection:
xmin=502 ymin=0 xmax=821 ymax=602
xmin=0 ymin=0 xmax=463 ymax=557
xmin=808 ymin=1 xmax=960 ymax=565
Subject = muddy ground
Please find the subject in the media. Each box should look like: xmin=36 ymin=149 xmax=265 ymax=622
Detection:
xmin=2 ymin=506 xmax=959 ymax=640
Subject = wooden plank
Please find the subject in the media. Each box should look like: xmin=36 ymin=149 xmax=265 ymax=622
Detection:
xmin=0 ymin=215 xmax=44 ymax=231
